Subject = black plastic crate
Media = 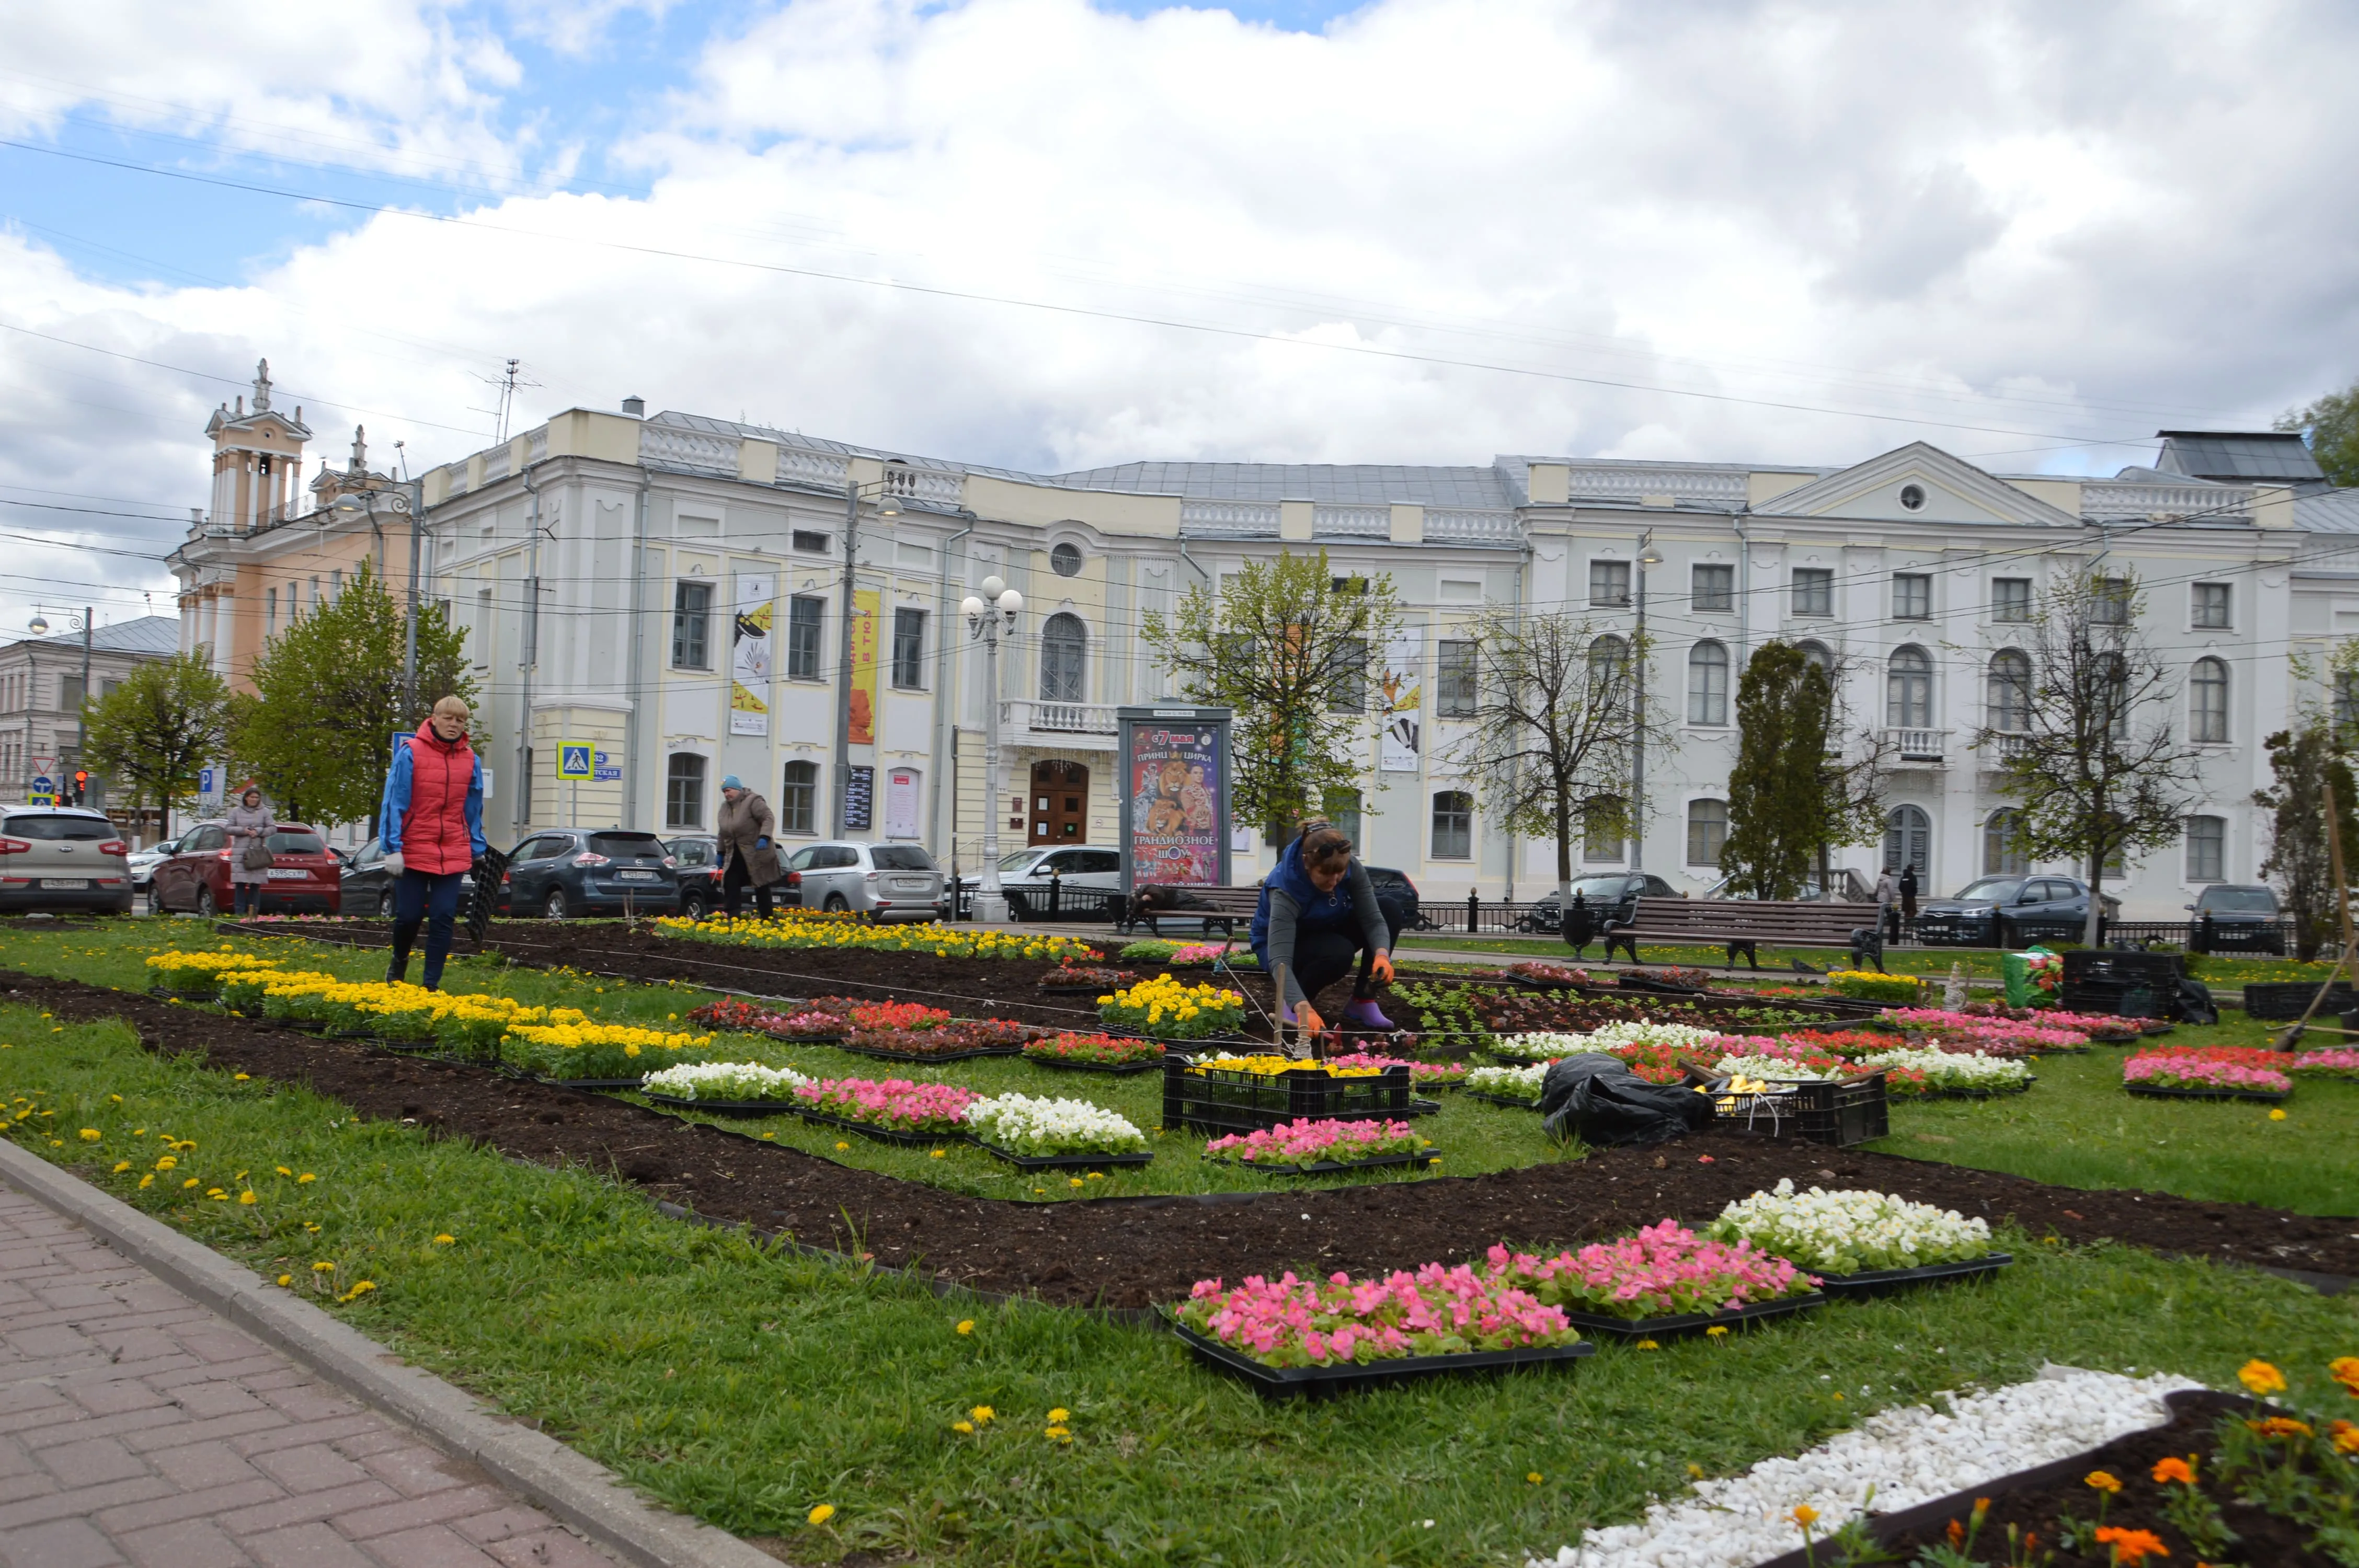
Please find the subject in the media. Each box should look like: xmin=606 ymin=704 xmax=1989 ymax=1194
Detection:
xmin=2060 ymin=977 xmax=2160 ymax=1018
xmin=2060 ymin=950 xmax=2183 ymax=985
xmin=1160 ymin=1058 xmax=1414 ymax=1134
xmin=1712 ymin=1072 xmax=1888 ymax=1147
xmin=2245 ymin=981 xmax=2354 ymax=1020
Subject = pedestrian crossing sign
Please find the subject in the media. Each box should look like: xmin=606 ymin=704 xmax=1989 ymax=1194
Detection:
xmin=557 ymin=743 xmax=593 ymax=781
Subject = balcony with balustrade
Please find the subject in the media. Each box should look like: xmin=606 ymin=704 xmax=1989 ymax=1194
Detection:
xmin=1883 ymin=728 xmax=1949 ymax=765
xmin=998 ymin=699 xmax=1121 ymax=750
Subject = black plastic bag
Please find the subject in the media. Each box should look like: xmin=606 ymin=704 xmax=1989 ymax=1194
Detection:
xmin=1537 ymin=1053 xmax=1715 ymax=1148
xmin=2175 ymin=977 xmax=2217 ymax=1027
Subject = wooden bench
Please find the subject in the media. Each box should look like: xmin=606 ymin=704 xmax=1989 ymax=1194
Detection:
xmin=1124 ymin=883 xmax=1264 ymax=938
xmin=1601 ymin=897 xmax=1886 ymax=971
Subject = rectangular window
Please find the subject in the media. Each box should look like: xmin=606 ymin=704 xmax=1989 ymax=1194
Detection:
xmin=2192 ymin=582 xmax=2230 ymax=629
xmin=474 ymin=588 xmax=493 ymax=670
xmin=1327 ymin=638 xmax=1367 ymax=712
xmin=665 ymin=753 xmax=707 ymax=831
xmin=1691 ymin=563 xmax=1734 ymax=613
xmin=2092 ymin=577 xmax=2132 ymax=625
xmin=1686 ymin=799 xmax=1728 ymax=867
xmin=1589 ymin=560 xmax=1631 ymax=607
xmin=671 ymin=582 xmax=713 ymax=668
xmin=791 ymin=530 xmax=831 ymax=555
xmin=1430 ymin=791 xmax=1472 ymax=860
xmin=780 ymin=761 xmax=819 ymax=834
xmin=58 ymin=675 xmax=85 ymax=711
xmin=1436 ymin=640 xmax=1478 ymax=717
xmin=330 ymin=568 xmax=342 ymax=598
xmin=787 ymin=596 xmax=824 ymax=681
xmin=1582 ymin=797 xmax=1624 ymax=862
xmin=1992 ymin=578 xmax=2032 ymax=622
xmin=266 ymin=587 xmax=277 ymax=636
xmin=891 ymin=607 xmax=926 ymax=689
xmin=1792 ymin=568 xmax=1833 ymax=617
xmin=1893 ymin=572 xmax=1932 ymax=620
xmin=2185 ymin=815 xmax=2225 ymax=883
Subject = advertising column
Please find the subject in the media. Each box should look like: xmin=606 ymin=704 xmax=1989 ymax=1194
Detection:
xmin=1116 ymin=705 xmax=1231 ymax=894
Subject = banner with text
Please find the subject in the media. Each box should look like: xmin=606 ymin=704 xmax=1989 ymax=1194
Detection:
xmin=849 ymin=589 xmax=882 ymax=746
xmin=730 ymin=573 xmax=774 ymax=736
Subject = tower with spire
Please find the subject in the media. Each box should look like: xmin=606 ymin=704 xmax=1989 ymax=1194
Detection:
xmin=202 ymin=359 xmax=312 ymax=533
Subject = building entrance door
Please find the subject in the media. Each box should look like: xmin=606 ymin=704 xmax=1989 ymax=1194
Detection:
xmin=1029 ymin=760 xmax=1089 ymax=845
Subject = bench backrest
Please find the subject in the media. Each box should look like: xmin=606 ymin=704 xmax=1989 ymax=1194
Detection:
xmin=1626 ymin=897 xmax=1873 ymax=938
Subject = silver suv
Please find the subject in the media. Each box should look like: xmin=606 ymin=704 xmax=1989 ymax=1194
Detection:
xmin=953 ymin=846 xmax=1123 ymax=919
xmin=0 ymin=807 xmax=134 ymax=914
xmin=782 ymin=841 xmax=946 ymax=923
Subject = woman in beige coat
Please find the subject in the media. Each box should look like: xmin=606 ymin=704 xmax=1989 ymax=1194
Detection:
xmin=714 ymin=775 xmax=782 ymax=920
xmin=224 ymin=789 xmax=276 ymax=917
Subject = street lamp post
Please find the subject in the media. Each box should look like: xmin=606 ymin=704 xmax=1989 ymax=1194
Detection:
xmin=1630 ymin=534 xmax=1662 ymax=871
xmin=833 ymin=467 xmax=906 ymax=838
xmin=960 ymin=575 xmax=1024 ymax=923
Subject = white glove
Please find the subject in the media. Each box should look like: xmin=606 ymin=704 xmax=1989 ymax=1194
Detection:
xmin=383 ymin=852 xmax=405 ymax=877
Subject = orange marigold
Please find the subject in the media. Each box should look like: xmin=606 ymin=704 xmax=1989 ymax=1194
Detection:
xmin=2332 ymin=1356 xmax=2359 ymax=1397
xmin=2330 ymin=1420 xmax=2359 ymax=1456
xmin=2248 ymin=1416 xmax=2314 ymax=1439
xmin=2093 ymin=1525 xmax=2169 ymax=1564
xmin=2151 ymin=1456 xmax=2196 ymax=1486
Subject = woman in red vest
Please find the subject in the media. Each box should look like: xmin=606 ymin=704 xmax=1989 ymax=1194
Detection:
xmin=376 ymin=695 xmax=488 ymax=989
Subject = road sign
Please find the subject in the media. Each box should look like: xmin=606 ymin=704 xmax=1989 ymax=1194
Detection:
xmin=31 ymin=776 xmax=54 ymax=798
xmin=557 ymin=743 xmax=593 ymax=781
xmin=592 ymin=749 xmax=620 ymax=783
xmin=199 ymin=767 xmax=215 ymax=793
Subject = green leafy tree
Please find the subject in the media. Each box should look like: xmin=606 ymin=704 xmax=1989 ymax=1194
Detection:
xmin=1451 ymin=606 xmax=1665 ymax=900
xmin=2277 ymin=378 xmax=2359 ymax=487
xmin=1723 ymin=642 xmax=1892 ymax=899
xmin=2254 ymin=722 xmax=2359 ymax=962
xmin=77 ymin=652 xmax=233 ymax=822
xmin=1141 ymin=549 xmax=1402 ymax=841
xmin=1983 ymin=569 xmax=2199 ymax=944
xmin=229 ymin=560 xmax=474 ymax=826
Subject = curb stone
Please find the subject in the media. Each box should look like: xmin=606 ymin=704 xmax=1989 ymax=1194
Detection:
xmin=0 ymin=1134 xmax=791 ymax=1568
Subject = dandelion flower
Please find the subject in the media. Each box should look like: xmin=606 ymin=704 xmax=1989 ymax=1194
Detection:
xmin=434 ymin=1235 xmax=455 ymax=1245
xmin=78 ymin=1128 xmax=100 ymax=1141
xmin=112 ymin=1161 xmax=130 ymax=1173
xmin=313 ymin=1261 xmax=336 ymax=1272
xmin=956 ymin=1321 xmax=974 ymax=1335
xmin=1527 ymin=1472 xmax=1544 ymax=1485
xmin=952 ymin=1421 xmax=974 ymax=1434
xmin=970 ymin=1405 xmax=994 ymax=1424
xmin=1705 ymin=1325 xmax=1729 ymax=1338
xmin=276 ymin=1166 xmax=292 ymax=1176
xmin=138 ymin=1175 xmax=153 ymax=1189
xmin=930 ymin=1149 xmax=947 ymax=1160
xmin=807 ymin=1504 xmax=834 ymax=1526
xmin=182 ymin=1178 xmax=199 ymax=1189
xmin=1048 ymin=1408 xmax=1070 ymax=1423
xmin=2269 ymin=1108 xmax=2287 ymax=1121
xmin=239 ymin=1192 xmax=258 ymax=1206
xmin=297 ymin=1173 xmax=316 ymax=1184
xmin=835 ymin=1142 xmax=850 ymax=1151
xmin=276 ymin=1274 xmax=292 ymax=1287
xmin=234 ymin=1073 xmax=250 ymax=1081
xmin=1635 ymin=1339 xmax=1659 ymax=1351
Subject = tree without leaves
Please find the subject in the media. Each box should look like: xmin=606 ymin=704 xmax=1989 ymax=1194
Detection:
xmin=1448 ymin=606 xmax=1667 ymax=898
xmin=76 ymin=652 xmax=234 ymax=820
xmin=1982 ymin=568 xmax=2200 ymax=944
xmin=2253 ymin=721 xmax=2358 ymax=962
xmin=1141 ymin=550 xmax=1401 ymax=841
xmin=228 ymin=560 xmax=475 ymax=827
xmin=2276 ymin=377 xmax=2359 ymax=488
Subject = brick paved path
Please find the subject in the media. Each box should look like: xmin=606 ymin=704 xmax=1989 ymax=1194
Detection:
xmin=0 ymin=1184 xmax=617 ymax=1568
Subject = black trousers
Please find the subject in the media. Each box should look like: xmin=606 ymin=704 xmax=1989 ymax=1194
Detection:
xmin=1265 ymin=890 xmax=1413 ymax=1005
xmin=233 ymin=882 xmax=263 ymax=916
xmin=723 ymin=852 xmax=774 ymax=919
xmin=390 ymin=869 xmax=466 ymax=989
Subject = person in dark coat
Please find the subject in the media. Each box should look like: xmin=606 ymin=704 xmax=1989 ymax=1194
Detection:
xmin=714 ymin=775 xmax=782 ymax=921
xmin=376 ymin=696 xmax=487 ymax=990
xmin=1898 ymin=864 xmax=1920 ymax=926
xmin=1562 ymin=889 xmax=1597 ymax=958
xmin=1249 ymin=823 xmax=1411 ymax=1037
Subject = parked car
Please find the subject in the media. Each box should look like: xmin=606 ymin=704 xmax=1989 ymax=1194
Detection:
xmin=495 ymin=828 xmax=680 ymax=918
xmin=1912 ymin=875 xmax=2122 ymax=947
xmin=0 ymin=806 xmax=134 ymax=915
xmin=952 ymin=846 xmax=1123 ymax=919
xmin=1364 ymin=866 xmax=1425 ymax=936
xmin=1520 ymin=872 xmax=1683 ymax=932
xmin=148 ymin=820 xmax=342 ymax=916
xmin=125 ymin=836 xmax=180 ymax=893
xmin=663 ymin=835 xmax=723 ymax=920
xmin=2186 ymin=884 xmax=2284 ymax=954
xmin=339 ymin=836 xmax=479 ymax=920
xmin=781 ymin=840 xmax=946 ymax=921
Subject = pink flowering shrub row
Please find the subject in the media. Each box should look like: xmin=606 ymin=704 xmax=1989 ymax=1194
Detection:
xmin=2123 ymin=1054 xmax=2291 ymax=1094
xmin=1177 ymin=1265 xmax=1579 ymax=1368
xmin=2292 ymin=1049 xmax=2359 ymax=1080
xmin=1887 ymin=1008 xmax=2092 ymax=1055
xmin=1203 ymin=1117 xmax=1426 ymax=1167
xmin=1325 ymin=1051 xmax=1468 ymax=1086
xmin=793 ymin=1076 xmax=980 ymax=1132
xmin=1484 ymin=1220 xmax=1819 ymax=1320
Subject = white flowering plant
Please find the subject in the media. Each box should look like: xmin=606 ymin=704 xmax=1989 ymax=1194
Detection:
xmin=1466 ymin=1063 xmax=1549 ymax=1103
xmin=1854 ymin=1047 xmax=2032 ymax=1092
xmin=964 ymin=1093 xmax=1149 ymax=1157
xmin=1713 ymin=1053 xmax=1853 ymax=1083
xmin=640 ymin=1061 xmax=811 ymax=1103
xmin=1707 ymin=1178 xmax=1994 ymax=1275
xmin=1487 ymin=1032 xmax=1591 ymax=1063
xmin=1491 ymin=1022 xmax=1741 ymax=1063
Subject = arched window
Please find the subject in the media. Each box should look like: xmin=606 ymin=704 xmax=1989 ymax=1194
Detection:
xmin=1886 ymin=646 xmax=1933 ymax=729
xmin=1039 ymin=613 xmax=1087 ymax=704
xmin=1588 ymin=635 xmax=1630 ymax=712
xmin=1431 ymin=790 xmax=1473 ymax=860
xmin=1687 ymin=640 xmax=1729 ymax=725
xmin=1883 ymin=804 xmax=1931 ymax=878
xmin=1582 ymin=794 xmax=1624 ymax=863
xmin=2189 ymin=657 xmax=2228 ymax=743
xmin=1983 ymin=809 xmax=2028 ymax=877
xmin=665 ymin=753 xmax=707 ymax=831
xmin=2185 ymin=815 xmax=2226 ymax=882
xmin=1986 ymin=650 xmax=2031 ymax=732
xmin=1795 ymin=640 xmax=1831 ymax=672
xmin=1686 ymin=799 xmax=1728 ymax=867
xmin=780 ymin=760 xmax=819 ymax=835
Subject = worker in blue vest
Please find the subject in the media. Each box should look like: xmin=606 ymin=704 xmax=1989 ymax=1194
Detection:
xmin=1250 ymin=822 xmax=1411 ymax=1035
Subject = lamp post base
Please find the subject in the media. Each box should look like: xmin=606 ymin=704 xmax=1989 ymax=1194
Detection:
xmin=971 ymin=892 xmax=1011 ymax=924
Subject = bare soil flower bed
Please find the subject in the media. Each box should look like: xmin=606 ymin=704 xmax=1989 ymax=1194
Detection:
xmin=12 ymin=967 xmax=2356 ymax=1311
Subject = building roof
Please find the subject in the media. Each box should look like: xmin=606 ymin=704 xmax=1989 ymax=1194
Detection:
xmin=0 ymin=615 xmax=181 ymax=657
xmin=2156 ymin=430 xmax=2326 ymax=485
xmin=2296 ymin=488 xmax=2359 ymax=533
xmin=1038 ymin=461 xmax=1515 ymax=507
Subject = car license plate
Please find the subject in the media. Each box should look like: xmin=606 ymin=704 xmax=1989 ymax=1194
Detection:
xmin=890 ymin=878 xmax=929 ymax=892
xmin=39 ymin=878 xmax=89 ymax=890
xmin=267 ymin=868 xmax=310 ymax=880
xmin=619 ymin=870 xmax=658 ymax=881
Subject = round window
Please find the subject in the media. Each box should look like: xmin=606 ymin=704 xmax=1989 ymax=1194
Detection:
xmin=1898 ymin=483 xmax=1927 ymax=512
xmin=1050 ymin=542 xmax=1083 ymax=577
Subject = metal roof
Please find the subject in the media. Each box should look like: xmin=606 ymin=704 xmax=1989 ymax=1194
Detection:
xmin=2156 ymin=431 xmax=2326 ymax=483
xmin=0 ymin=615 xmax=180 ymax=656
xmin=1039 ymin=462 xmax=1514 ymax=506
xmin=2296 ymin=489 xmax=2359 ymax=533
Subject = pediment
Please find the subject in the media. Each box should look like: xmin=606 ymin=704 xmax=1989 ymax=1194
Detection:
xmin=1753 ymin=442 xmax=2078 ymax=527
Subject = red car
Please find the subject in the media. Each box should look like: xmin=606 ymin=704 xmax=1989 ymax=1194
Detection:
xmin=147 ymin=820 xmax=343 ymax=917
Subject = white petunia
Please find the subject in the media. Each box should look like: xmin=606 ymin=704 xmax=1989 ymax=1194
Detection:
xmin=1467 ymin=1063 xmax=1550 ymax=1101
xmin=965 ymin=1093 xmax=1147 ymax=1156
xmin=641 ymin=1060 xmax=810 ymax=1102
xmin=1709 ymin=1178 xmax=1992 ymax=1274
xmin=1856 ymin=1047 xmax=2033 ymax=1090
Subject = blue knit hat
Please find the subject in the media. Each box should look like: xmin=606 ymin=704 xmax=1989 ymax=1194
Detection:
xmin=721 ymin=775 xmax=745 ymax=790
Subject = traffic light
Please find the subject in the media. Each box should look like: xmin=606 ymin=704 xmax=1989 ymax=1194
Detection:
xmin=72 ymin=769 xmax=88 ymax=805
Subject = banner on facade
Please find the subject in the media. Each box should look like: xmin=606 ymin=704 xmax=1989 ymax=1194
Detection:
xmin=1379 ymin=626 xmax=1423 ymax=772
xmin=849 ymin=589 xmax=881 ymax=745
xmin=885 ymin=767 xmax=920 ymax=839
xmin=1116 ymin=706 xmax=1231 ymax=891
xmin=730 ymin=574 xmax=774 ymax=736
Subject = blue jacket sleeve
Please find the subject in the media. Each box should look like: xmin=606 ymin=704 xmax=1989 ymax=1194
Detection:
xmin=464 ymin=759 xmax=487 ymax=857
xmin=379 ymin=744 xmax=414 ymax=852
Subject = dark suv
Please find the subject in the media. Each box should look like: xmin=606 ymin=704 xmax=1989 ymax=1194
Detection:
xmin=495 ymin=829 xmax=680 ymax=918
xmin=663 ymin=835 xmax=723 ymax=921
xmin=340 ymin=836 xmax=478 ymax=920
xmin=2185 ymin=884 xmax=2284 ymax=955
xmin=1914 ymin=875 xmax=2122 ymax=947
xmin=1523 ymin=872 xmax=1681 ymax=932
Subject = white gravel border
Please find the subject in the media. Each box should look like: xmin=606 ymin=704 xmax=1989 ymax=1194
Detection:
xmin=1531 ymin=1366 xmax=2201 ymax=1568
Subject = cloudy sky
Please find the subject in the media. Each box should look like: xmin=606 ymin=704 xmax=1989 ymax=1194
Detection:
xmin=3 ymin=0 xmax=2356 ymax=637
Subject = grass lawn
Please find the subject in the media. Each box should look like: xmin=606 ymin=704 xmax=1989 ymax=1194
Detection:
xmin=5 ymin=1001 xmax=2357 ymax=1568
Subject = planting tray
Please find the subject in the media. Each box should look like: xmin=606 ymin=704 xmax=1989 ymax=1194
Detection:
xmin=1165 ymin=1317 xmax=1594 ymax=1400
xmin=1020 ymin=1054 xmax=1165 ymax=1076
xmin=1811 ymin=1253 xmax=2013 ymax=1299
xmin=829 ymin=1041 xmax=1026 ymax=1065
xmin=1463 ymin=1091 xmax=1542 ymax=1111
xmin=2244 ymin=980 xmax=2354 ymax=1020
xmin=1216 ymin=1151 xmax=1432 ymax=1178
xmin=643 ymin=1093 xmax=796 ymax=1119
xmin=1914 ymin=1079 xmax=2034 ymax=1100
xmin=761 ymin=1033 xmax=844 ymax=1048
xmin=2126 ymin=1081 xmax=2291 ymax=1104
xmin=145 ymin=986 xmax=218 ymax=1002
xmin=1560 ymin=1291 xmax=1826 ymax=1341
xmin=534 ymin=1077 xmax=650 ymax=1091
xmin=1161 ymin=1057 xmax=1415 ymax=1135
xmin=794 ymin=1107 xmax=963 ymax=1148
xmin=968 ymin=1141 xmax=1154 ymax=1171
